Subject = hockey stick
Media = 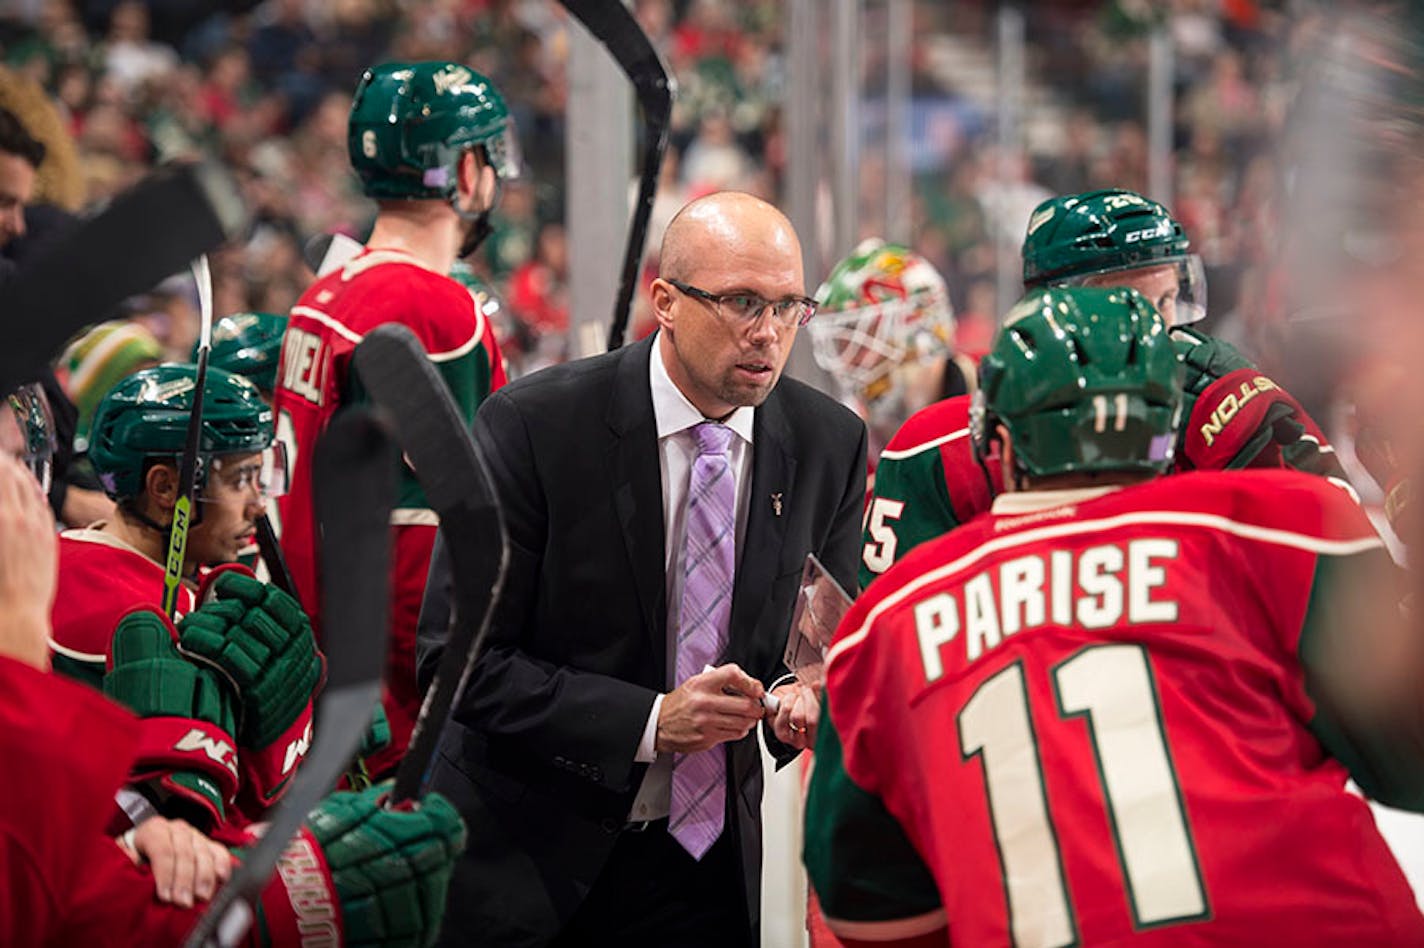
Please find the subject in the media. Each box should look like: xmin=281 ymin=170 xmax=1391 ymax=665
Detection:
xmin=351 ymin=323 xmax=509 ymax=804
xmin=183 ymin=405 xmax=397 ymax=948
xmin=253 ymin=514 xmax=296 ymax=597
xmin=161 ymin=255 xmax=214 ymax=618
xmin=0 ymin=159 xmax=246 ymax=395
xmin=557 ymin=0 xmax=675 ymax=351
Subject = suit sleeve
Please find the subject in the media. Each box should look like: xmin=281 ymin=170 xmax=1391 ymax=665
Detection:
xmin=422 ymin=389 xmax=658 ymax=793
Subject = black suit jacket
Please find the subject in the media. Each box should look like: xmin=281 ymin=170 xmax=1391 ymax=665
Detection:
xmin=418 ymin=334 xmax=866 ymax=947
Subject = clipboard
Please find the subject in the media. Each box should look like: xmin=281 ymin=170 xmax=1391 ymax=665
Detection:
xmin=783 ymin=553 xmax=854 ymax=688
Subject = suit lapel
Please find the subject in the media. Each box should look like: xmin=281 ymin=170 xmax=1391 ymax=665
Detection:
xmin=607 ymin=336 xmax=668 ymax=665
xmin=728 ymin=387 xmax=795 ymax=662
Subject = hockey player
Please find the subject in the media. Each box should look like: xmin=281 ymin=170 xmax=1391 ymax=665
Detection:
xmin=273 ymin=61 xmax=512 ymax=780
xmin=805 ymin=287 xmax=1424 ymax=946
xmin=204 ymin=311 xmax=288 ymax=398
xmin=858 ymin=188 xmax=1345 ymax=591
xmin=52 ymin=363 xmax=319 ymax=832
xmin=0 ymin=437 xmax=467 ymax=947
xmin=806 ymin=238 xmax=971 ymax=459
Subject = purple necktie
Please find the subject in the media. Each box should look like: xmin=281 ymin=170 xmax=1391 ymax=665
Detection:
xmin=670 ymin=422 xmax=736 ymax=860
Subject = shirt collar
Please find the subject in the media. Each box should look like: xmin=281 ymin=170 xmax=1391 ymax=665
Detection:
xmin=989 ymin=485 xmax=1122 ymax=515
xmin=649 ymin=331 xmax=755 ymax=445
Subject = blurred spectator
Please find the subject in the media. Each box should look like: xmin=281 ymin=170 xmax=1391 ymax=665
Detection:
xmin=100 ymin=1 xmax=177 ymax=99
xmin=506 ymin=219 xmax=570 ymax=367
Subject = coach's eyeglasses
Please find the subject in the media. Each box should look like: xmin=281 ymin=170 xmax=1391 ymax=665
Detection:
xmin=667 ymin=279 xmax=818 ymax=328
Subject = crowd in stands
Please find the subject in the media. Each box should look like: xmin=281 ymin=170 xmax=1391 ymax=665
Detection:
xmin=0 ymin=0 xmax=1334 ymax=392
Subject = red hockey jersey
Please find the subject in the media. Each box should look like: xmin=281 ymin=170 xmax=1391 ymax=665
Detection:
xmin=50 ymin=529 xmax=196 ymax=687
xmin=273 ymin=248 xmax=507 ymax=774
xmin=808 ymin=469 xmax=1424 ymax=946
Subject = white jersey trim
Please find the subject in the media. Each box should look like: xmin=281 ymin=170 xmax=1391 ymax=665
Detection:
xmin=823 ymin=909 xmax=948 ymax=942
xmin=48 ymin=637 xmax=106 ymax=663
xmin=292 ymin=291 xmax=486 ymax=363
xmin=291 ymin=306 xmax=364 ymax=345
xmin=829 ymin=507 xmax=1385 ymax=667
xmin=391 ymin=508 xmax=440 ymax=527
xmin=879 ymin=426 xmax=969 ymax=461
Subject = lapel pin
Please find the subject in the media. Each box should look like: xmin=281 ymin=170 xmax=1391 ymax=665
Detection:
xmin=771 ymin=492 xmax=783 ymax=517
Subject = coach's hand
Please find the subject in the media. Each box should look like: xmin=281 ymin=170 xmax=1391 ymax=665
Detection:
xmin=656 ymin=664 xmax=764 ymax=753
xmin=768 ymin=680 xmax=819 ymax=750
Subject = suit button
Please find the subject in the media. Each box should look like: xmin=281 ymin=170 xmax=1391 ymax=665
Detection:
xmin=599 ymin=817 xmax=620 ymax=834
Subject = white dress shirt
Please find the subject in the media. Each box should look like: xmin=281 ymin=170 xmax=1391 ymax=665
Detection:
xmin=627 ymin=333 xmax=755 ymax=822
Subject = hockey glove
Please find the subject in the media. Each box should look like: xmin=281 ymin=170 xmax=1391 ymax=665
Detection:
xmin=104 ymin=607 xmax=240 ymax=830
xmin=252 ymin=783 xmax=467 ymax=948
xmin=1172 ymin=326 xmax=1340 ymax=475
xmin=344 ymin=702 xmax=393 ymax=792
xmin=178 ymin=569 xmax=325 ymax=810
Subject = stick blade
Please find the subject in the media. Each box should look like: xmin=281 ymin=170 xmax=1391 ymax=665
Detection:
xmin=182 ymin=406 xmax=396 ymax=948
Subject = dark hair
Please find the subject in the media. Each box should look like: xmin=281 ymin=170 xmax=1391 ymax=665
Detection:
xmin=0 ymin=107 xmax=45 ymax=168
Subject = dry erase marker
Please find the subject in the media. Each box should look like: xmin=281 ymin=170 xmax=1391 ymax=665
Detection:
xmin=706 ymin=663 xmax=786 ymax=708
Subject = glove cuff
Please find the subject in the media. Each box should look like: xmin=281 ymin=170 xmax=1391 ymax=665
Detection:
xmin=196 ymin=562 xmax=259 ymax=606
xmin=129 ymin=716 xmax=239 ymax=826
xmin=252 ymin=826 xmax=344 ymax=948
xmin=240 ymin=699 xmax=314 ymax=811
xmin=1179 ymin=368 xmax=1295 ymax=471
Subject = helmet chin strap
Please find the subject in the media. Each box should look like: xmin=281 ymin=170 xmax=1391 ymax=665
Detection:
xmin=452 ymin=148 xmax=502 ymax=258
xmin=459 ymin=212 xmax=494 ymax=258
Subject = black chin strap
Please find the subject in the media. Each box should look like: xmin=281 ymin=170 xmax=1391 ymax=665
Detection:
xmin=459 ymin=212 xmax=494 ymax=257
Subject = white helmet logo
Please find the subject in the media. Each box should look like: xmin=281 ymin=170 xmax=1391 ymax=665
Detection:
xmin=362 ymin=130 xmax=378 ymax=159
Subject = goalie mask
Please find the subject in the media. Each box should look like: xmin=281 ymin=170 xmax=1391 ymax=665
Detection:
xmin=0 ymin=383 xmax=55 ymax=495
xmin=198 ymin=311 xmax=288 ymax=396
xmin=808 ymin=238 xmax=955 ymax=418
xmin=1021 ymin=189 xmax=1207 ymax=326
xmin=972 ymin=286 xmax=1184 ymax=482
xmin=89 ymin=363 xmax=286 ymax=502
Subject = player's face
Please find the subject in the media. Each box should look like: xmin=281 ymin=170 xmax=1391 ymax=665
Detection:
xmin=655 ymin=220 xmax=804 ymax=420
xmin=189 ymin=451 xmax=265 ymax=566
xmin=0 ymin=152 xmax=36 ymax=249
xmin=1083 ymin=263 xmax=1181 ymax=326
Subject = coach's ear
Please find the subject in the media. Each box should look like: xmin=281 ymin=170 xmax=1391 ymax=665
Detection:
xmin=649 ymin=277 xmax=678 ymax=333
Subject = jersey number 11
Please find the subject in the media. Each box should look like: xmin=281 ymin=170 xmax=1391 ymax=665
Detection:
xmin=958 ymin=643 xmax=1210 ymax=947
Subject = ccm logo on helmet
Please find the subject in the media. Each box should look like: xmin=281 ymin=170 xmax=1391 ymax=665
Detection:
xmin=1124 ymin=221 xmax=1172 ymax=243
xmin=1199 ymin=376 xmax=1280 ymax=447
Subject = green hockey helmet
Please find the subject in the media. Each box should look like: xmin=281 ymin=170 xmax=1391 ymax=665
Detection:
xmin=349 ymin=61 xmax=521 ymax=202
xmin=1021 ymin=189 xmax=1206 ymax=325
xmin=971 ymin=286 xmax=1184 ymax=481
xmin=89 ymin=363 xmax=283 ymax=500
xmin=197 ymin=312 xmax=288 ymax=394
xmin=808 ymin=238 xmax=955 ymax=407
